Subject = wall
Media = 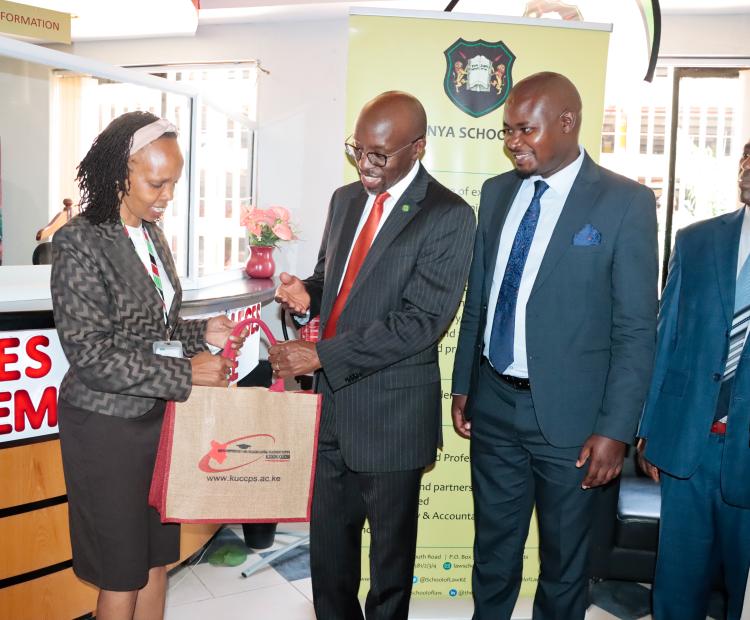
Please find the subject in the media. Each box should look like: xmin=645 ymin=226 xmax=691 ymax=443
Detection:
xmin=0 ymin=58 xmax=51 ymax=266
xmin=660 ymin=11 xmax=750 ymax=58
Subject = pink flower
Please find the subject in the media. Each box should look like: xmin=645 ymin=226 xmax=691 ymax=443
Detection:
xmin=270 ymin=206 xmax=290 ymax=222
xmin=240 ymin=203 xmax=298 ymax=246
xmin=239 ymin=204 xmax=255 ymax=228
xmin=256 ymin=209 xmax=277 ymax=226
xmin=272 ymin=222 xmax=295 ymax=241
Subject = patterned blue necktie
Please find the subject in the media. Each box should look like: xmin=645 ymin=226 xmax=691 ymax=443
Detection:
xmin=723 ymin=252 xmax=750 ymax=380
xmin=489 ymin=179 xmax=549 ymax=373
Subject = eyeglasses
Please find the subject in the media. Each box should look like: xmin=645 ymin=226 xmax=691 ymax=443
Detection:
xmin=344 ymin=135 xmax=424 ymax=168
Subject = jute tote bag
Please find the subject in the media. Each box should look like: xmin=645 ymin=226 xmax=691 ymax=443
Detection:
xmin=149 ymin=318 xmax=321 ymax=523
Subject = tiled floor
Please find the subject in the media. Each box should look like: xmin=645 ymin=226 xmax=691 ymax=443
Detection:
xmin=165 ymin=525 xmax=726 ymax=620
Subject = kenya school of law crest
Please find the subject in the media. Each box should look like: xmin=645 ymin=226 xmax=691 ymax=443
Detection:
xmin=443 ymin=39 xmax=515 ymax=118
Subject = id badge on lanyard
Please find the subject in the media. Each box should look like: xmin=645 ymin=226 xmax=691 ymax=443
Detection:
xmin=123 ymin=221 xmax=184 ymax=360
xmin=153 ymin=340 xmax=184 ymax=358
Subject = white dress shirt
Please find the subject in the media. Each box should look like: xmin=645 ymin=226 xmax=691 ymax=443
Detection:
xmin=296 ymin=160 xmax=422 ymax=325
xmin=483 ymin=146 xmax=585 ymax=377
xmin=738 ymin=206 xmax=750 ymax=278
xmin=729 ymin=205 xmax=750 ymax=363
xmin=335 ymin=159 xmax=421 ymax=294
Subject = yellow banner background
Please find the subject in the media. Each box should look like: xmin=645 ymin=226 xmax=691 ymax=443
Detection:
xmin=345 ymin=11 xmax=610 ymax=601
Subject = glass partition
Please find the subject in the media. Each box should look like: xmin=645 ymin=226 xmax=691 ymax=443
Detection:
xmin=194 ymin=99 xmax=255 ymax=277
xmin=0 ymin=36 xmax=257 ymax=289
xmin=48 ymin=71 xmax=193 ymax=276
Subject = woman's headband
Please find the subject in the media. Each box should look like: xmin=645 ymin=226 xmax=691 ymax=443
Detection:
xmin=129 ymin=118 xmax=178 ymax=157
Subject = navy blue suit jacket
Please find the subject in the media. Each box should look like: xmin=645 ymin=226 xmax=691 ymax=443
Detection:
xmin=639 ymin=208 xmax=750 ymax=508
xmin=453 ymin=154 xmax=658 ymax=447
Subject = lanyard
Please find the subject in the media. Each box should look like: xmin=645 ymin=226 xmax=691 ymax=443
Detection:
xmin=122 ymin=222 xmax=170 ymax=336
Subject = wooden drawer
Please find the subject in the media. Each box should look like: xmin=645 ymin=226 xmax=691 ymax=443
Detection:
xmin=0 ymin=440 xmax=66 ymax=510
xmin=0 ymin=567 xmax=96 ymax=620
xmin=0 ymin=503 xmax=71 ymax=580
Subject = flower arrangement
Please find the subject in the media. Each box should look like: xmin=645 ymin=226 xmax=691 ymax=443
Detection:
xmin=240 ymin=205 xmax=298 ymax=247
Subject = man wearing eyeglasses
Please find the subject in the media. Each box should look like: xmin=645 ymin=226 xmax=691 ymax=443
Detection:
xmin=269 ymin=90 xmax=475 ymax=620
xmin=451 ymin=72 xmax=658 ymax=619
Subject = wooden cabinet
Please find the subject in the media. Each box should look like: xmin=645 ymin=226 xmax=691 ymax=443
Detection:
xmin=0 ymin=438 xmax=218 ymax=619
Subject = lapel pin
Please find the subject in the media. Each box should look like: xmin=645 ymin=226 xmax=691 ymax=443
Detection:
xmin=402 ymin=204 xmax=411 ymax=213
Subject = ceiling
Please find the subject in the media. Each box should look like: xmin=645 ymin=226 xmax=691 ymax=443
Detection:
xmin=14 ymin=0 xmax=750 ymax=40
xmin=199 ymin=0 xmax=750 ymax=23
xmin=25 ymin=0 xmax=199 ymax=39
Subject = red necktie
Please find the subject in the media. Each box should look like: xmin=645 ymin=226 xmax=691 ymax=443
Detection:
xmin=323 ymin=192 xmax=390 ymax=339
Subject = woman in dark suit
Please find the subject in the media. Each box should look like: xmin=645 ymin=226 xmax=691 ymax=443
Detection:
xmin=51 ymin=111 xmax=241 ymax=620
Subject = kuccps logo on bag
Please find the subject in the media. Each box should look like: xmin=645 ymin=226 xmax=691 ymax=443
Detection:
xmin=443 ymin=38 xmax=515 ymax=118
xmin=198 ymin=433 xmax=291 ymax=473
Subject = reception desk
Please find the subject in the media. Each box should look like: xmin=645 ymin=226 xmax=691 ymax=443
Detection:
xmin=0 ymin=276 xmax=277 ymax=619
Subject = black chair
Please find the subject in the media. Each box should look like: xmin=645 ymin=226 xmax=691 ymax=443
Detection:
xmin=32 ymin=242 xmax=54 ymax=265
xmin=588 ymin=449 xmax=660 ymax=583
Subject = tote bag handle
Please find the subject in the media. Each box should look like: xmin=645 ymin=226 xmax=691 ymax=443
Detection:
xmin=221 ymin=317 xmax=284 ymax=392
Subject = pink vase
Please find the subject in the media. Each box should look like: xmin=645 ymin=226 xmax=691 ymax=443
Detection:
xmin=245 ymin=245 xmax=276 ymax=279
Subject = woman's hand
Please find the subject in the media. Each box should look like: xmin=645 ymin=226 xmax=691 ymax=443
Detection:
xmin=190 ymin=351 xmax=236 ymax=387
xmin=205 ymin=315 xmax=249 ymax=351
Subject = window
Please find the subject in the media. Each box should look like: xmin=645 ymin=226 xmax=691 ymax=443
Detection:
xmin=637 ymin=107 xmax=665 ymax=155
xmin=651 ymin=177 xmax=664 ymax=209
xmin=602 ymin=106 xmax=616 ymax=154
xmin=161 ymin=65 xmax=258 ymax=282
xmin=640 ymin=107 xmax=649 ymax=154
xmin=199 ymin=170 xmax=206 ymax=218
xmin=600 ymin=66 xmax=743 ymax=288
xmin=705 ymin=107 xmax=719 ymax=156
xmin=653 ymin=108 xmax=666 ymax=155
xmin=638 ymin=176 xmax=664 ymax=209
xmin=225 ymin=172 xmax=234 ymax=218
xmin=600 ymin=61 xmax=747 ymax=290
xmin=674 ymin=74 xmax=741 ymax=238
xmin=198 ymin=236 xmax=205 ymax=277
xmin=51 ymin=63 xmax=258 ymax=286
xmin=240 ymin=170 xmax=250 ymax=203
xmin=724 ymin=109 xmax=734 ymax=157
xmin=238 ymin=235 xmax=248 ymax=263
xmin=224 ymin=237 xmax=232 ymax=268
xmin=688 ymin=106 xmax=701 ymax=148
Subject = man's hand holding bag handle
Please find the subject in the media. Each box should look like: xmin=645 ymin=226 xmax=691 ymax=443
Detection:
xmin=222 ymin=318 xmax=285 ymax=392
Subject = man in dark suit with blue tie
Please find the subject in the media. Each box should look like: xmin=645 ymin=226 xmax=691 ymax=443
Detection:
xmin=637 ymin=140 xmax=750 ymax=619
xmin=451 ymin=72 xmax=658 ymax=618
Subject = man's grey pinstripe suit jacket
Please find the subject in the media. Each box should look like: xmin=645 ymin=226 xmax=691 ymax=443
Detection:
xmin=305 ymin=164 xmax=476 ymax=473
xmin=51 ymin=216 xmax=208 ymax=419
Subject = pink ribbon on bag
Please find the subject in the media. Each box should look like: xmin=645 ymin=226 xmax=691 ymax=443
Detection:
xmin=221 ymin=317 xmax=285 ymax=392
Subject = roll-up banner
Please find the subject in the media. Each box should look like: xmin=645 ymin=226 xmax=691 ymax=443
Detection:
xmin=345 ymin=8 xmax=610 ymax=601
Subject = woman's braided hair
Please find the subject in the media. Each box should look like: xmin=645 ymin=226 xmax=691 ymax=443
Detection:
xmin=77 ymin=110 xmax=175 ymax=224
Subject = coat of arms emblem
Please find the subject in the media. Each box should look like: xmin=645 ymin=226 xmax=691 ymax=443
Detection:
xmin=443 ymin=39 xmax=515 ymax=118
